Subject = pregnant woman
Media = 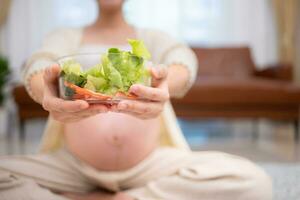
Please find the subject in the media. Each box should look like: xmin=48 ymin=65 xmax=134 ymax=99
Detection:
xmin=0 ymin=0 xmax=272 ymax=199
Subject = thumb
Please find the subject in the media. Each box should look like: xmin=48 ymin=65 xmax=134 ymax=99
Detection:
xmin=43 ymin=64 xmax=61 ymax=96
xmin=151 ymin=65 xmax=168 ymax=80
xmin=44 ymin=64 xmax=61 ymax=84
xmin=151 ymin=65 xmax=168 ymax=87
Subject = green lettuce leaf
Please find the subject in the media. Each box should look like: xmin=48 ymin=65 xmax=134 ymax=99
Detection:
xmin=61 ymin=60 xmax=82 ymax=75
xmin=128 ymin=39 xmax=151 ymax=60
xmin=85 ymin=64 xmax=103 ymax=78
xmin=84 ymin=75 xmax=107 ymax=91
xmin=102 ymin=55 xmax=123 ymax=89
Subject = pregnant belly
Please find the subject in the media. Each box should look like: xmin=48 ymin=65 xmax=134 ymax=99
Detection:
xmin=64 ymin=112 xmax=160 ymax=171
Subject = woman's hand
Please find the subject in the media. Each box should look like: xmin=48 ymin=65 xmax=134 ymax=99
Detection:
xmin=113 ymin=66 xmax=169 ymax=119
xmin=42 ymin=65 xmax=108 ymax=123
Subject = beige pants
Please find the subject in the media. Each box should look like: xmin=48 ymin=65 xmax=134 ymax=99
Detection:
xmin=0 ymin=147 xmax=272 ymax=200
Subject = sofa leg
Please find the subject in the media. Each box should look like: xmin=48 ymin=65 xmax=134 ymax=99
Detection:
xmin=252 ymin=119 xmax=259 ymax=142
xmin=295 ymin=118 xmax=300 ymax=160
xmin=19 ymin=120 xmax=26 ymax=141
xmin=295 ymin=121 xmax=299 ymax=143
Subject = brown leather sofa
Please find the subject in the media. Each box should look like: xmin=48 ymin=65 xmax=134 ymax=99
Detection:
xmin=12 ymin=85 xmax=48 ymax=138
xmin=172 ymin=47 xmax=300 ymax=140
xmin=12 ymin=47 xmax=300 ymax=140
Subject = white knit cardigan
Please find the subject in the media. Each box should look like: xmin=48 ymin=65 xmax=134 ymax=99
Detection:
xmin=22 ymin=27 xmax=198 ymax=153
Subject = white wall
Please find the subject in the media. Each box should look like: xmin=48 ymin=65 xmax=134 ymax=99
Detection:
xmin=5 ymin=0 xmax=53 ymax=80
xmin=295 ymin=2 xmax=300 ymax=83
xmin=0 ymin=25 xmax=7 ymax=56
xmin=234 ymin=0 xmax=278 ymax=68
xmin=211 ymin=0 xmax=278 ymax=68
xmin=3 ymin=0 xmax=279 ymax=81
xmin=4 ymin=0 xmax=96 ymax=81
xmin=126 ymin=0 xmax=279 ymax=68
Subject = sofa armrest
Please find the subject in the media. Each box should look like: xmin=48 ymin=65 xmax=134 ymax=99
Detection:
xmin=12 ymin=85 xmax=49 ymax=121
xmin=254 ymin=63 xmax=293 ymax=81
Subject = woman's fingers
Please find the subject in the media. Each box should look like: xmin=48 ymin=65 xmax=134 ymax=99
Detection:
xmin=151 ymin=66 xmax=168 ymax=87
xmin=41 ymin=64 xmax=111 ymax=122
xmin=71 ymin=105 xmax=108 ymax=118
xmin=117 ymin=100 xmax=162 ymax=115
xmin=129 ymin=84 xmax=169 ymax=102
xmin=42 ymin=64 xmax=90 ymax=113
xmin=43 ymin=97 xmax=89 ymax=113
xmin=43 ymin=64 xmax=62 ymax=99
xmin=43 ymin=65 xmax=61 ymax=92
xmin=43 ymin=80 xmax=89 ymax=113
xmin=44 ymin=64 xmax=60 ymax=82
xmin=50 ymin=104 xmax=109 ymax=122
xmin=110 ymin=65 xmax=169 ymax=119
xmin=87 ymin=104 xmax=109 ymax=113
xmin=151 ymin=65 xmax=168 ymax=80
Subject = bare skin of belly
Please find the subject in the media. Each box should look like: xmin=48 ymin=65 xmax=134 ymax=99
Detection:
xmin=64 ymin=112 xmax=160 ymax=171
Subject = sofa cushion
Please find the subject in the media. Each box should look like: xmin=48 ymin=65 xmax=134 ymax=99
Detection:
xmin=192 ymin=47 xmax=256 ymax=78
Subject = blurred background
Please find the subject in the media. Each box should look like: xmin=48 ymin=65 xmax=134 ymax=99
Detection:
xmin=0 ymin=0 xmax=299 ymax=199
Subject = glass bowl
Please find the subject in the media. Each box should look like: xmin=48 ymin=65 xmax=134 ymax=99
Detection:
xmin=57 ymin=53 xmax=151 ymax=105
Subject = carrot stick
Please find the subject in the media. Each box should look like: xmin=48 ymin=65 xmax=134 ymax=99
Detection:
xmin=64 ymin=81 xmax=112 ymax=100
xmin=115 ymin=91 xmax=138 ymax=100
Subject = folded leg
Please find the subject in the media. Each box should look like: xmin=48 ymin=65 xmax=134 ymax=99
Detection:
xmin=126 ymin=150 xmax=272 ymax=200
xmin=0 ymin=149 xmax=95 ymax=200
xmin=0 ymin=170 xmax=69 ymax=200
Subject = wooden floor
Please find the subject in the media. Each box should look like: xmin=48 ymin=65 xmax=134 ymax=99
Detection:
xmin=179 ymin=118 xmax=299 ymax=162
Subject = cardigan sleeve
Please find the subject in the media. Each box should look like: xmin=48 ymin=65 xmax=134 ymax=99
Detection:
xmin=139 ymin=29 xmax=198 ymax=98
xmin=161 ymin=44 xmax=198 ymax=98
xmin=22 ymin=28 xmax=82 ymax=101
